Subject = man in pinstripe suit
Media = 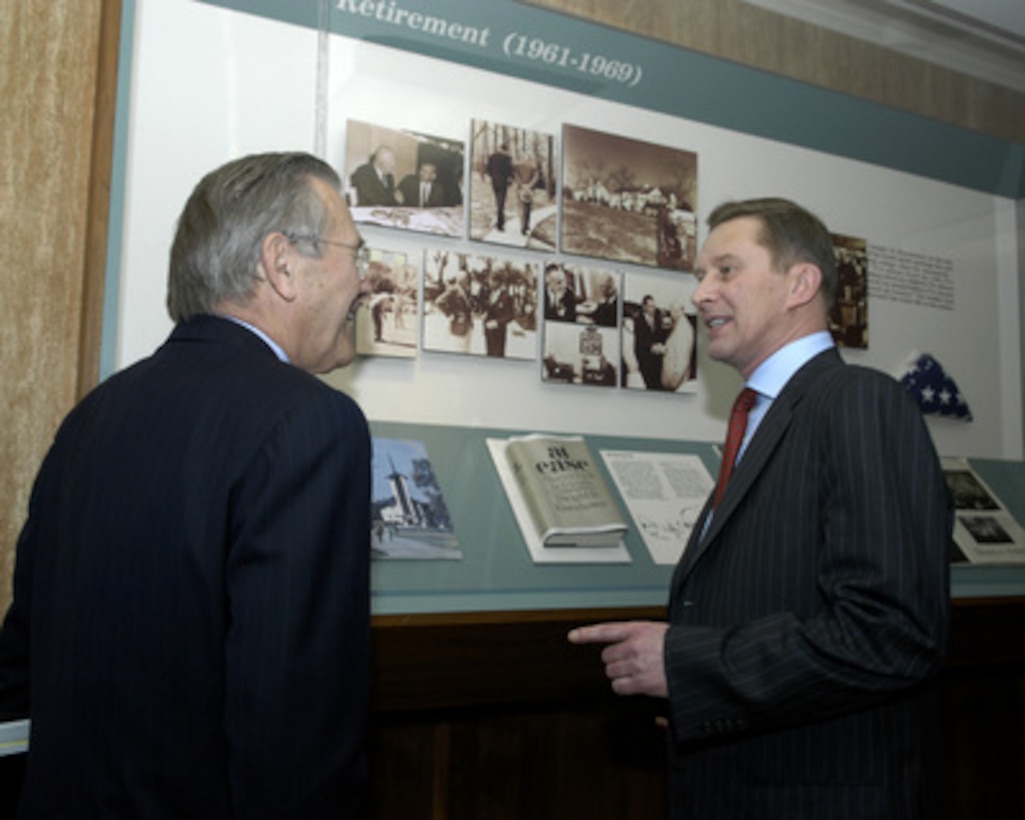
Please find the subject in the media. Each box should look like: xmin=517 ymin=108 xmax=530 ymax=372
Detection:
xmin=571 ymin=198 xmax=951 ymax=818
xmin=0 ymin=153 xmax=374 ymax=817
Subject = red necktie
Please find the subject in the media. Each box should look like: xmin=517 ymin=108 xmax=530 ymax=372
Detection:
xmin=713 ymin=387 xmax=757 ymax=508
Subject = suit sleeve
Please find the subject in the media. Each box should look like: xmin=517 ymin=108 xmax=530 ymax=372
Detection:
xmin=664 ymin=371 xmax=951 ymax=741
xmin=223 ymin=388 xmax=371 ymax=817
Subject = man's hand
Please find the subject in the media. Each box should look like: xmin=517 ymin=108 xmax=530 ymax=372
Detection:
xmin=568 ymin=621 xmax=669 ymax=698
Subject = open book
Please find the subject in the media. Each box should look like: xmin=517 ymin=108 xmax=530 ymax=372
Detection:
xmin=487 ymin=434 xmax=630 ymax=564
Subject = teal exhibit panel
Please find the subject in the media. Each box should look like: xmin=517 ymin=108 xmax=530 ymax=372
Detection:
xmin=368 ymin=422 xmax=1025 ymax=614
xmin=369 ymin=421 xmax=712 ymax=613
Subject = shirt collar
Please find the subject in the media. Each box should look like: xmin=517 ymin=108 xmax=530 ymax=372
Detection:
xmin=747 ymin=331 xmax=834 ymax=399
xmin=220 ymin=315 xmax=290 ymax=363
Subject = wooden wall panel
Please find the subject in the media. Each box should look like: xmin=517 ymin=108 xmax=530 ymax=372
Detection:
xmin=0 ymin=0 xmax=119 ymax=614
xmin=365 ymin=602 xmax=1025 ymax=819
xmin=518 ymin=0 xmax=1025 ymax=144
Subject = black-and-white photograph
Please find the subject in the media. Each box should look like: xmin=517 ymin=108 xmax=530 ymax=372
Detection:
xmin=561 ymin=124 xmax=697 ymax=271
xmin=831 ymin=232 xmax=868 ymax=349
xmin=945 ymin=468 xmax=1000 ymax=511
xmin=541 ymin=319 xmax=620 ymax=389
xmin=343 ymin=119 xmax=464 ymax=237
xmin=542 ymin=262 xmax=620 ymax=328
xmin=421 ymin=249 xmax=538 ymax=359
xmin=962 ymin=514 xmax=1014 ymax=545
xmin=622 ymin=270 xmax=697 ymax=393
xmin=469 ymin=119 xmax=557 ymax=251
xmin=354 ymin=248 xmax=419 ymax=358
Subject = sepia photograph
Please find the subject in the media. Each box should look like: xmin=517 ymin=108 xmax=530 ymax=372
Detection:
xmin=542 ymin=262 xmax=620 ymax=328
xmin=468 ymin=119 xmax=557 ymax=251
xmin=622 ymin=270 xmax=697 ymax=393
xmin=541 ymin=321 xmax=620 ymax=389
xmin=354 ymin=247 xmax=419 ymax=358
xmin=343 ymin=119 xmax=465 ymax=237
xmin=421 ymin=249 xmax=538 ymax=359
xmin=830 ymin=232 xmax=868 ymax=348
xmin=561 ymin=124 xmax=697 ymax=271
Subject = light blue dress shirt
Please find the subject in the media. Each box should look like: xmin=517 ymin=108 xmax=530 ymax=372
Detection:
xmin=738 ymin=330 xmax=835 ymax=463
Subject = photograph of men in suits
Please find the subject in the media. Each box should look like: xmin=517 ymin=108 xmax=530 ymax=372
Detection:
xmin=483 ymin=268 xmax=515 ymax=357
xmin=349 ymin=144 xmax=398 ymax=206
xmin=396 ymin=160 xmax=446 ymax=208
xmin=0 ymin=152 xmax=375 ymax=818
xmin=485 ymin=142 xmax=514 ymax=231
xmin=543 ymin=263 xmax=577 ymax=322
xmin=570 ymin=197 xmax=951 ymax=819
xmin=633 ymin=294 xmax=669 ymax=388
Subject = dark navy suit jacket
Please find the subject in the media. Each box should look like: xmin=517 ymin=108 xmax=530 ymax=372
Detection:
xmin=665 ymin=348 xmax=951 ymax=819
xmin=0 ymin=316 xmax=372 ymax=818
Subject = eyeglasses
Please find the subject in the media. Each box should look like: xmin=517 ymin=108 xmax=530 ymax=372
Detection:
xmin=285 ymin=232 xmax=369 ymax=279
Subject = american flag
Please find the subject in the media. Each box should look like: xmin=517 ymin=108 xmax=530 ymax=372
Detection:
xmin=899 ymin=352 xmax=972 ymax=421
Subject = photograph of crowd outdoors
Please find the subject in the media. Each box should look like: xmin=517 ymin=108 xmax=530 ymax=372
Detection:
xmin=560 ymin=124 xmax=698 ymax=271
xmin=622 ymin=270 xmax=697 ymax=392
xmin=343 ymin=119 xmax=465 ymax=237
xmin=469 ymin=119 xmax=557 ymax=251
xmin=541 ymin=264 xmax=622 ymax=388
xmin=421 ymin=249 xmax=538 ymax=359
xmin=830 ymin=232 xmax=869 ymax=348
xmin=354 ymin=248 xmax=419 ymax=358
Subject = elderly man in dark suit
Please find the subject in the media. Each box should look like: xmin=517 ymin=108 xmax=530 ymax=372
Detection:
xmin=571 ymin=197 xmax=951 ymax=819
xmin=349 ymin=144 xmax=397 ymax=206
xmin=0 ymin=152 xmax=374 ymax=818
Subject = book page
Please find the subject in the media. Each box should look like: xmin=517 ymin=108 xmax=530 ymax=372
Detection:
xmin=600 ymin=450 xmax=714 ymax=565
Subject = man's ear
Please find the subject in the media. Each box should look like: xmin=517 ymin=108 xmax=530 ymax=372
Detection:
xmin=260 ymin=232 xmax=298 ymax=302
xmin=786 ymin=262 xmax=822 ymax=309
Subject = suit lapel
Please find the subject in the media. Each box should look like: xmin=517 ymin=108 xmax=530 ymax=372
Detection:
xmin=677 ymin=349 xmax=843 ymax=580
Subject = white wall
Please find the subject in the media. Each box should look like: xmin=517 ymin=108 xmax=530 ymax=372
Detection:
xmin=114 ymin=0 xmax=1022 ymax=459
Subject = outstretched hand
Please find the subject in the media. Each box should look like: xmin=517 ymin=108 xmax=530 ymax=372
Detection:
xmin=568 ymin=621 xmax=669 ymax=698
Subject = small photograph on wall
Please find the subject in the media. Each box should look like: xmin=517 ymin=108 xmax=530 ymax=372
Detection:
xmin=542 ymin=321 xmax=620 ymax=388
xmin=561 ymin=124 xmax=697 ymax=271
xmin=622 ymin=270 xmax=697 ymax=393
xmin=540 ymin=265 xmax=621 ymax=390
xmin=343 ymin=119 xmax=465 ymax=237
xmin=355 ymin=247 xmax=419 ymax=358
xmin=422 ymin=249 xmax=538 ymax=360
xmin=542 ymin=262 xmax=620 ymax=328
xmin=469 ymin=119 xmax=557 ymax=251
xmin=830 ymin=233 xmax=868 ymax=349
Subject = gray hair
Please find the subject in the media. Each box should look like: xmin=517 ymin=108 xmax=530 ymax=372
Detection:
xmin=707 ymin=197 xmax=838 ymax=309
xmin=167 ymin=152 xmax=342 ymax=322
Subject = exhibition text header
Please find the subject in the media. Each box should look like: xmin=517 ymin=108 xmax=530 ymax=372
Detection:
xmin=337 ymin=0 xmax=492 ymax=48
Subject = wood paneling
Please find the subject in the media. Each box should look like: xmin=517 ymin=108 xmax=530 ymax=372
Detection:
xmin=367 ymin=599 xmax=1025 ymax=819
xmin=518 ymin=0 xmax=1025 ymax=144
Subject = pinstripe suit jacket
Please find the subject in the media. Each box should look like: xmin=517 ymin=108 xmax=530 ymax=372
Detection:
xmin=665 ymin=348 xmax=951 ymax=819
xmin=0 ymin=316 xmax=372 ymax=818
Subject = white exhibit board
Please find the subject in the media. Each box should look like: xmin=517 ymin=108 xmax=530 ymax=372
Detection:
xmin=109 ymin=0 xmax=1023 ymax=459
